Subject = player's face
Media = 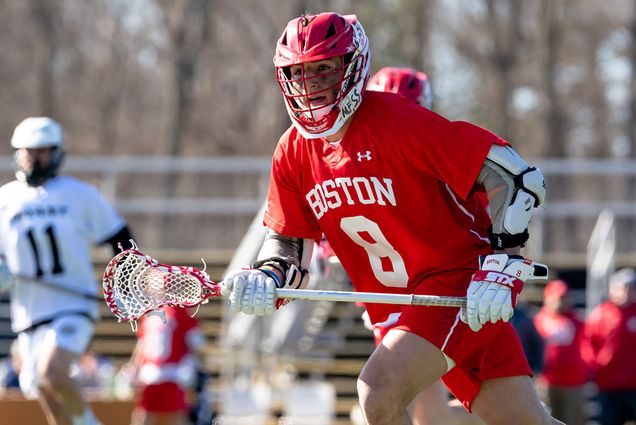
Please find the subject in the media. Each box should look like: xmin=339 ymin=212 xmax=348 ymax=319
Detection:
xmin=545 ymin=292 xmax=570 ymax=313
xmin=289 ymin=57 xmax=342 ymax=109
xmin=609 ymin=281 xmax=634 ymax=306
xmin=14 ymin=147 xmax=54 ymax=175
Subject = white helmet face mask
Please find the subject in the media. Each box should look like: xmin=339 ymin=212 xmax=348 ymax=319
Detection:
xmin=11 ymin=117 xmax=65 ymax=186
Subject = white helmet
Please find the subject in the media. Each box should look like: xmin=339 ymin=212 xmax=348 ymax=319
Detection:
xmin=11 ymin=117 xmax=65 ymax=185
xmin=11 ymin=117 xmax=64 ymax=149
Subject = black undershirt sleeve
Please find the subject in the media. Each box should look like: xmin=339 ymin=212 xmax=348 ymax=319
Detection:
xmin=101 ymin=225 xmax=134 ymax=256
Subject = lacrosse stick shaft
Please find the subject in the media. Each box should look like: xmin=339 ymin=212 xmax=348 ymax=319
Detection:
xmin=275 ymin=288 xmax=466 ymax=307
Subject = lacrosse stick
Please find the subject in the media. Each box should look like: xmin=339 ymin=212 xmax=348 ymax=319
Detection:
xmin=102 ymin=244 xmax=466 ymax=329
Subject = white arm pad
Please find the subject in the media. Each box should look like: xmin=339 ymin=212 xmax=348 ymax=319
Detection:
xmin=519 ymin=166 xmax=546 ymax=206
xmin=485 ymin=144 xmax=529 ymax=174
xmin=478 ymin=145 xmax=546 ymax=243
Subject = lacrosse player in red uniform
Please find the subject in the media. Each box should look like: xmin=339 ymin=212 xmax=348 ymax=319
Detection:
xmin=222 ymin=12 xmax=560 ymax=425
xmin=0 ymin=117 xmax=133 ymax=425
xmin=582 ymin=269 xmax=636 ymax=425
xmin=129 ymin=306 xmax=205 ymax=425
xmin=367 ymin=66 xmax=433 ymax=109
xmin=366 ymin=66 xmax=485 ymax=425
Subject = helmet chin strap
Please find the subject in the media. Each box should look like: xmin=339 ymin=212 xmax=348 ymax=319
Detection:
xmin=306 ymin=104 xmax=333 ymax=121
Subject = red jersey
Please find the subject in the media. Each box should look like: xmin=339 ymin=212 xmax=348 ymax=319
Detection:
xmin=264 ymin=91 xmax=506 ymax=324
xmin=135 ymin=307 xmax=204 ymax=386
xmin=582 ymin=301 xmax=636 ymax=390
xmin=533 ymin=309 xmax=589 ymax=386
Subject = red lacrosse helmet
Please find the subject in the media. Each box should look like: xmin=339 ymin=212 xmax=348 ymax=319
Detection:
xmin=273 ymin=12 xmax=371 ymax=139
xmin=367 ymin=67 xmax=433 ymax=109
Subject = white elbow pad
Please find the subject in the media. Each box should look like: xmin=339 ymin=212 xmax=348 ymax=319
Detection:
xmin=502 ymin=167 xmax=546 ymax=235
xmin=486 ymin=144 xmax=529 ymax=174
xmin=503 ymin=190 xmax=535 ymax=235
xmin=519 ymin=167 xmax=546 ymax=207
xmin=487 ymin=145 xmax=546 ymax=207
xmin=485 ymin=145 xmax=547 ymax=248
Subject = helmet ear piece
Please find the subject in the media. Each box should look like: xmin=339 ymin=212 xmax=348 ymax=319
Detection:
xmin=341 ymin=52 xmax=356 ymax=92
xmin=50 ymin=146 xmax=66 ymax=173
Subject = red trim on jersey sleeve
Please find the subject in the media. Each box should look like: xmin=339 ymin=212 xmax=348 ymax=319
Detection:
xmin=263 ymin=128 xmax=323 ymax=240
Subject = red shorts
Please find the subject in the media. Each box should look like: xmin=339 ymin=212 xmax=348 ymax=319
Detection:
xmin=137 ymin=382 xmax=188 ymax=413
xmin=375 ymin=269 xmax=532 ymax=411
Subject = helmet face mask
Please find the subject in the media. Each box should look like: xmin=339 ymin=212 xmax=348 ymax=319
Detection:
xmin=10 ymin=117 xmax=65 ymax=186
xmin=13 ymin=147 xmax=65 ymax=186
xmin=274 ymin=13 xmax=370 ymax=139
xmin=283 ymin=57 xmax=344 ymax=122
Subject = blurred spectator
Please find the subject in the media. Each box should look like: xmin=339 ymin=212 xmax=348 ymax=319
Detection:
xmin=583 ymin=268 xmax=636 ymax=425
xmin=0 ymin=339 xmax=21 ymax=391
xmin=70 ymin=350 xmax=116 ymax=395
xmin=129 ymin=306 xmax=206 ymax=425
xmin=533 ymin=279 xmax=589 ymax=425
xmin=510 ymin=303 xmax=545 ymax=375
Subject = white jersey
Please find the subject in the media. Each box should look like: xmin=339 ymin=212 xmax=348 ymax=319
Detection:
xmin=0 ymin=176 xmax=126 ymax=332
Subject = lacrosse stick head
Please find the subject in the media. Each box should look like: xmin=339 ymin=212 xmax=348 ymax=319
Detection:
xmin=102 ymin=248 xmax=220 ymax=324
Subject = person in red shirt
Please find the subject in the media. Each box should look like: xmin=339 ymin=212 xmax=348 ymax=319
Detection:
xmin=129 ymin=306 xmax=205 ymax=425
xmin=221 ymin=12 xmax=558 ymax=425
xmin=533 ymin=279 xmax=589 ymax=425
xmin=363 ymin=66 xmax=485 ymax=425
xmin=367 ymin=66 xmax=434 ymax=109
xmin=583 ymin=268 xmax=636 ymax=425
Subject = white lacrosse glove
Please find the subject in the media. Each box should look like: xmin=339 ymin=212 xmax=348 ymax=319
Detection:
xmin=0 ymin=257 xmax=14 ymax=293
xmin=220 ymin=268 xmax=279 ymax=316
xmin=460 ymin=254 xmax=548 ymax=332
